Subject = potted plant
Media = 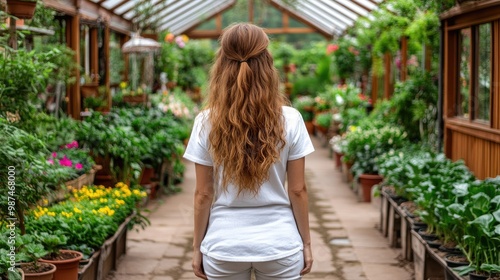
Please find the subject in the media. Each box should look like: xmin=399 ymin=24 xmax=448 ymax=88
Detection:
xmin=345 ymin=125 xmax=408 ymax=202
xmin=313 ymin=112 xmax=332 ymax=135
xmin=38 ymin=232 xmax=82 ymax=280
xmin=292 ymin=96 xmax=315 ymax=134
xmin=5 ymin=0 xmax=37 ymax=19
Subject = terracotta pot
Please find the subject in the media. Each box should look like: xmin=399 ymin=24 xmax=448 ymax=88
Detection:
xmin=6 ymin=0 xmax=37 ymax=19
xmin=39 ymin=250 xmax=83 ymax=280
xmin=140 ymin=167 xmax=156 ymax=185
xmin=304 ymin=121 xmax=314 ymax=135
xmin=358 ymin=173 xmax=383 ymax=202
xmin=334 ymin=151 xmax=343 ymax=169
xmin=22 ymin=262 xmax=56 ymax=280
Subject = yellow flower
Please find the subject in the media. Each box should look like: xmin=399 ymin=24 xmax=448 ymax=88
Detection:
xmin=181 ymin=34 xmax=189 ymax=43
xmin=73 ymin=207 xmax=82 ymax=214
xmin=120 ymin=81 xmax=128 ymax=89
xmin=116 ymin=199 xmax=125 ymax=205
xmin=79 ymin=217 xmax=82 ymax=222
xmin=47 ymin=212 xmax=56 ymax=217
xmin=42 ymin=199 xmax=49 ymax=206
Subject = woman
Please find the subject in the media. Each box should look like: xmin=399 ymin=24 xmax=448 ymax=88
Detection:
xmin=183 ymin=23 xmax=314 ymax=280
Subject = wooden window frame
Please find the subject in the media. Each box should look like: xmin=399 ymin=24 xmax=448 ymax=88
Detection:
xmin=448 ymin=19 xmax=497 ymax=129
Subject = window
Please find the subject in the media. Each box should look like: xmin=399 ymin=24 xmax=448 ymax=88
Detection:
xmin=475 ymin=23 xmax=491 ymax=122
xmin=457 ymin=28 xmax=471 ymax=118
xmin=455 ymin=23 xmax=492 ymax=123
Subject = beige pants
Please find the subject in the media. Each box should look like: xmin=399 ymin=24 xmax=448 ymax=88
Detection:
xmin=202 ymin=250 xmax=303 ymax=280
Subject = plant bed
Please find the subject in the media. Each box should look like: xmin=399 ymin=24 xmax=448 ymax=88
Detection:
xmin=78 ymin=250 xmax=101 ymax=280
xmin=387 ymin=195 xmax=403 ymax=248
xmin=380 ymin=189 xmax=390 ymax=237
xmin=411 ymin=230 xmax=446 ymax=280
xmin=400 ymin=210 xmax=414 ymax=261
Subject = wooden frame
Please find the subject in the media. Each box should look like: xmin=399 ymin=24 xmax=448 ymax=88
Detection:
xmin=441 ymin=2 xmax=500 ymax=178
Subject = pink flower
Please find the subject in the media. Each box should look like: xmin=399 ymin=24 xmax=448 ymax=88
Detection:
xmin=327 ymin=44 xmax=339 ymax=54
xmin=59 ymin=156 xmax=73 ymax=167
xmin=47 ymin=159 xmax=54 ymax=164
xmin=289 ymin=63 xmax=296 ymax=73
xmin=52 ymin=152 xmax=57 ymax=158
xmin=75 ymin=163 xmax=83 ymax=170
xmin=65 ymin=141 xmax=79 ymax=149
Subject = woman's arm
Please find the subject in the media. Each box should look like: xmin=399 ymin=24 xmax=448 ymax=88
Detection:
xmin=192 ymin=163 xmax=214 ymax=280
xmin=287 ymin=157 xmax=313 ymax=275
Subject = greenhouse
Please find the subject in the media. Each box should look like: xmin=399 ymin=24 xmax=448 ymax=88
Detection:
xmin=1 ymin=0 xmax=499 ymax=279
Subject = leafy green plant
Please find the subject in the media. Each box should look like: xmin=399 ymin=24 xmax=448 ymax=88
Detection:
xmin=314 ymin=112 xmax=332 ymax=128
xmin=292 ymin=96 xmax=315 ymax=121
xmin=84 ymin=96 xmax=107 ymax=110
xmin=0 ymin=120 xmax=73 ymax=234
xmin=330 ymin=37 xmax=357 ymax=80
xmin=345 ymin=125 xmax=408 ymax=177
xmin=37 ymin=232 xmax=67 ymax=259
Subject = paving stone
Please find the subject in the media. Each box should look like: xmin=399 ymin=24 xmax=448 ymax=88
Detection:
xmin=342 ymin=262 xmax=367 ymax=280
xmin=153 ymin=258 xmax=182 ymax=274
xmin=336 ymin=247 xmax=359 ymax=262
xmin=112 ymin=255 xmax=160 ymax=275
xmin=150 ymin=276 xmax=174 ymax=280
xmin=126 ymin=240 xmax=171 ymax=259
xmin=327 ymin=229 xmax=348 ymax=239
xmin=323 ymin=221 xmax=343 ymax=229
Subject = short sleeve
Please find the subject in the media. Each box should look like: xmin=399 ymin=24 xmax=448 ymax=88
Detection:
xmin=288 ymin=111 xmax=315 ymax=161
xmin=183 ymin=112 xmax=213 ymax=166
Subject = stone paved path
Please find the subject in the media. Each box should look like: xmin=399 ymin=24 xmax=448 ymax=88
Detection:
xmin=106 ymin=136 xmax=414 ymax=280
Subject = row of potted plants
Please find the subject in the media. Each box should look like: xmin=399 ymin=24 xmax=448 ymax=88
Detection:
xmin=0 ymin=182 xmax=147 ymax=280
xmin=75 ymin=106 xmax=191 ymax=187
xmin=377 ymin=147 xmax=500 ymax=279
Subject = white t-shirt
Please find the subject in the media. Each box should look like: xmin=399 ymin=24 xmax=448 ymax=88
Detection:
xmin=183 ymin=106 xmax=315 ymax=262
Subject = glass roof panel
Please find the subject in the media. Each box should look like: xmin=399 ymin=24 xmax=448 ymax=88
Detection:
xmin=315 ymin=0 xmax=358 ymax=22
xmin=77 ymin=0 xmax=384 ymax=37
xmin=159 ymin=0 xmax=233 ymax=34
xmin=101 ymin=0 xmax=123 ymax=10
xmin=336 ymin=0 xmax=370 ymax=17
xmin=306 ymin=0 xmax=354 ymax=26
xmin=114 ymin=1 xmax=136 ymax=16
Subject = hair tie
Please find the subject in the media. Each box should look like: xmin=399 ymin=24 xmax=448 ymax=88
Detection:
xmin=239 ymin=60 xmax=248 ymax=63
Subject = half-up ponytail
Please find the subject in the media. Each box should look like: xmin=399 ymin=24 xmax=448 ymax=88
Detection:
xmin=207 ymin=23 xmax=287 ymax=194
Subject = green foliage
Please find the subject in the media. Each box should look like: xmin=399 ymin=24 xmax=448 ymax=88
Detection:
xmin=0 ymin=120 xmax=74 ymax=233
xmin=314 ymin=112 xmax=332 ymax=128
xmin=344 ymin=125 xmax=408 ymax=177
xmin=37 ymin=232 xmax=67 ymax=259
xmin=0 ymin=49 xmax=52 ymax=122
xmin=292 ymin=96 xmax=315 ymax=121
xmin=330 ymin=37 xmax=357 ymax=79
xmin=389 ymin=70 xmax=438 ymax=144
xmin=26 ymin=184 xmax=148 ymax=249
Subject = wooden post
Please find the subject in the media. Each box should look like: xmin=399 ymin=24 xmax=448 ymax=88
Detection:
xmin=425 ymin=44 xmax=432 ymax=72
xmin=90 ymin=27 xmax=99 ymax=82
xmin=68 ymin=14 xmax=81 ymax=120
xmin=248 ymin=0 xmax=254 ymax=23
xmin=384 ymin=52 xmax=393 ymax=99
xmin=104 ymin=22 xmax=111 ymax=111
xmin=120 ymin=34 xmax=129 ymax=82
xmin=401 ymin=37 xmax=408 ymax=82
xmin=215 ymin=13 xmax=222 ymax=32
xmin=371 ymin=56 xmax=379 ymax=103
xmin=282 ymin=11 xmax=289 ymax=32
xmin=8 ymin=17 xmax=17 ymax=49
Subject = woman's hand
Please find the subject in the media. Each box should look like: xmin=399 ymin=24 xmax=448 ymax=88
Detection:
xmin=300 ymin=244 xmax=313 ymax=275
xmin=192 ymin=249 xmax=207 ymax=279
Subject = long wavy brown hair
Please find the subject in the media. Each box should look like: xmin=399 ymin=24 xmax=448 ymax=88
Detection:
xmin=206 ymin=23 xmax=287 ymax=194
